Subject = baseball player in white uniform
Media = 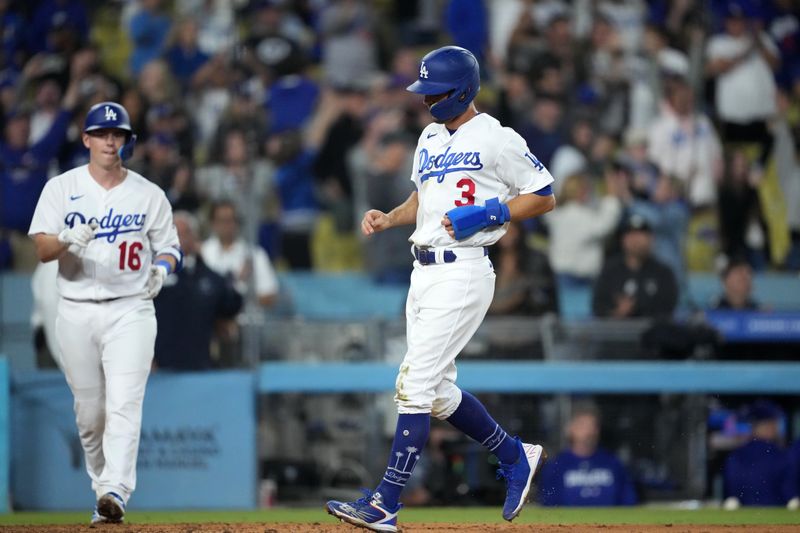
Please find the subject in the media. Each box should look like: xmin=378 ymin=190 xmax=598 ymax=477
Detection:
xmin=326 ymin=46 xmax=556 ymax=532
xmin=28 ymin=102 xmax=182 ymax=524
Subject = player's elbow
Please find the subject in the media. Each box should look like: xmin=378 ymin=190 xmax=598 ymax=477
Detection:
xmin=535 ymin=194 xmax=556 ymax=216
xmin=546 ymin=194 xmax=556 ymax=213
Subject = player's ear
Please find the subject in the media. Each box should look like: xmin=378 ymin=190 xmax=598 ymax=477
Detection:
xmin=82 ymin=132 xmax=91 ymax=149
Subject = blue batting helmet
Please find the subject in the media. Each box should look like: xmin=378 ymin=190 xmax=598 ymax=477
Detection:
xmin=83 ymin=101 xmax=137 ymax=160
xmin=407 ymin=46 xmax=480 ymax=122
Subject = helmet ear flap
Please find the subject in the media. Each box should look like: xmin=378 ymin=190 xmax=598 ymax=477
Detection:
xmin=118 ymin=133 xmax=137 ymax=161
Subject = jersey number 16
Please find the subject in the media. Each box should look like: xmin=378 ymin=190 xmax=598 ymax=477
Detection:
xmin=118 ymin=241 xmax=143 ymax=271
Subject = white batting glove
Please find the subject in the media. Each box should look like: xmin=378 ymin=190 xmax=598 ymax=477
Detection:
xmin=143 ymin=264 xmax=169 ymax=299
xmin=58 ymin=222 xmax=98 ymax=248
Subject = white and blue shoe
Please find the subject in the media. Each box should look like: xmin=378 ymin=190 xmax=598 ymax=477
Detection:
xmin=90 ymin=506 xmax=106 ymax=524
xmin=326 ymin=489 xmax=402 ymax=532
xmin=496 ymin=437 xmax=546 ymax=521
xmin=94 ymin=492 xmax=125 ymax=524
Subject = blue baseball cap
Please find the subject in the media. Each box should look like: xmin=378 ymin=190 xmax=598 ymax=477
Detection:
xmin=724 ymin=0 xmax=763 ymax=20
xmin=746 ymin=400 xmax=783 ymax=422
xmin=149 ymin=132 xmax=176 ymax=147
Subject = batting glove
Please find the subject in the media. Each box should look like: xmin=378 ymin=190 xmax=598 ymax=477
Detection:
xmin=143 ymin=263 xmax=169 ymax=300
xmin=58 ymin=222 xmax=98 ymax=248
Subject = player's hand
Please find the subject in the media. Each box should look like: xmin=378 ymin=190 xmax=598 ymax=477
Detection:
xmin=57 ymin=222 xmax=98 ymax=248
xmin=142 ymin=264 xmax=169 ymax=299
xmin=441 ymin=214 xmax=455 ymax=239
xmin=361 ymin=209 xmax=391 ymax=236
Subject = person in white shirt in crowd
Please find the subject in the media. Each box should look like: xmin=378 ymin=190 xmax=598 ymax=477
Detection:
xmin=544 ymin=170 xmax=622 ymax=287
xmin=201 ymin=199 xmax=278 ymax=307
xmin=174 ymin=0 xmax=243 ymax=55
xmin=706 ymin=1 xmax=780 ymax=169
xmin=647 ymin=75 xmax=723 ymax=209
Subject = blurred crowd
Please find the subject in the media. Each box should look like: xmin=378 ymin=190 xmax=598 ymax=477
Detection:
xmin=1 ymin=0 xmax=800 ymax=314
xmin=4 ymin=0 xmax=800 ymax=506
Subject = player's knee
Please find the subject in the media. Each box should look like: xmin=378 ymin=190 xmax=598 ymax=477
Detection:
xmin=394 ymin=391 xmax=433 ymax=413
xmin=430 ymin=382 xmax=462 ymax=420
xmin=394 ymin=362 xmax=434 ymax=412
xmin=430 ymin=398 xmax=459 ymax=419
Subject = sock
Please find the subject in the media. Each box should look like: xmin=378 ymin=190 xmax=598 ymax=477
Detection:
xmin=374 ymin=413 xmax=430 ymax=509
xmin=446 ymin=390 xmax=520 ymax=464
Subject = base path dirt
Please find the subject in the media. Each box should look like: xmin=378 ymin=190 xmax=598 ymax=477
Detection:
xmin=2 ymin=524 xmax=799 ymax=533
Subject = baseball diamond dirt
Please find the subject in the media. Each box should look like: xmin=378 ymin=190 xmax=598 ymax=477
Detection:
xmin=2 ymin=524 xmax=800 ymax=532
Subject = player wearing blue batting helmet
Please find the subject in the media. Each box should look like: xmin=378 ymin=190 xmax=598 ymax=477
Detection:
xmin=407 ymin=46 xmax=480 ymax=123
xmin=83 ymin=101 xmax=137 ymax=160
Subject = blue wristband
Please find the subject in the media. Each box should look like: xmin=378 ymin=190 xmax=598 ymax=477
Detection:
xmin=484 ymin=197 xmax=510 ymax=225
xmin=155 ymin=259 xmax=173 ymax=274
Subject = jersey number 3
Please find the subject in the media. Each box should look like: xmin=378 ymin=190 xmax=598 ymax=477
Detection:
xmin=455 ymin=178 xmax=475 ymax=206
xmin=118 ymin=241 xmax=143 ymax=271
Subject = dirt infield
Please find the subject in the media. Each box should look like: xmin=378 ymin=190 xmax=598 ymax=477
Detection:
xmin=2 ymin=524 xmax=800 ymax=533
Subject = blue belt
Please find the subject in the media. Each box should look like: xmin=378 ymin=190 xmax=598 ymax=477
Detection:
xmin=413 ymin=246 xmax=488 ymax=265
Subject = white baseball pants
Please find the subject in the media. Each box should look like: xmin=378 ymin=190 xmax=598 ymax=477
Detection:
xmin=395 ymin=251 xmax=495 ymax=418
xmin=55 ymin=296 xmax=156 ymax=504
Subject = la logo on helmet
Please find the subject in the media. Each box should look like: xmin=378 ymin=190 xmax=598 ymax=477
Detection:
xmin=104 ymin=106 xmax=117 ymax=121
xmin=419 ymin=62 xmax=429 ymax=79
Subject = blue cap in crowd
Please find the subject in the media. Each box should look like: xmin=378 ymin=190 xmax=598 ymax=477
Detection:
xmin=745 ymin=400 xmax=783 ymax=423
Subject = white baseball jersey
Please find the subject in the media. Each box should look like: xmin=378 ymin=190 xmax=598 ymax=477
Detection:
xmin=409 ymin=113 xmax=554 ymax=248
xmin=28 ymin=165 xmax=179 ymax=300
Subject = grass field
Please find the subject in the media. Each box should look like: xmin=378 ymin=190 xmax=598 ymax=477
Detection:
xmin=0 ymin=507 xmax=798 ymax=526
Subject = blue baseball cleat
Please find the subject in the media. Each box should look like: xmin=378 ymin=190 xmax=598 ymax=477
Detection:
xmin=326 ymin=489 xmax=402 ymax=532
xmin=497 ymin=437 xmax=546 ymax=521
xmin=95 ymin=492 xmax=125 ymax=524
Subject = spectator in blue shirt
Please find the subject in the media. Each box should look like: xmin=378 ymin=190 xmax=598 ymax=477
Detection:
xmin=163 ymin=17 xmax=210 ymax=93
xmin=266 ymin=72 xmax=319 ymax=136
xmin=723 ymin=400 xmax=799 ymax=508
xmin=0 ymin=1 xmax=25 ymax=68
xmin=0 ymin=76 xmax=79 ymax=270
xmin=266 ymin=129 xmax=318 ymax=269
xmin=445 ymin=0 xmax=488 ymax=69
xmin=626 ymin=175 xmax=690 ymax=293
xmin=538 ymin=405 xmax=638 ymax=506
xmin=27 ymin=0 xmax=89 ymax=55
xmin=128 ymin=0 xmax=172 ymax=76
xmin=519 ymin=94 xmax=565 ymax=169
